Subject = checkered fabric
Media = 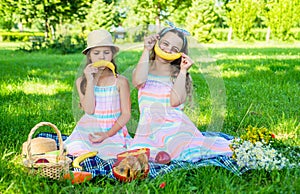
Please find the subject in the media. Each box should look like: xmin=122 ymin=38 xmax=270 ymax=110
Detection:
xmin=36 ymin=132 xmax=250 ymax=179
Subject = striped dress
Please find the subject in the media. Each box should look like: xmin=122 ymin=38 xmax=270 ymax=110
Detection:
xmin=129 ymin=74 xmax=233 ymax=162
xmin=64 ymin=78 xmax=131 ymax=160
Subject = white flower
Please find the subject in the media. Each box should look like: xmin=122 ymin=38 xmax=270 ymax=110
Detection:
xmin=232 ymin=140 xmax=291 ymax=171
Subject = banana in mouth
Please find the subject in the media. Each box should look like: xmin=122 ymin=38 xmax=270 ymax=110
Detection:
xmin=92 ymin=60 xmax=117 ymax=77
xmin=154 ymin=42 xmax=182 ymax=61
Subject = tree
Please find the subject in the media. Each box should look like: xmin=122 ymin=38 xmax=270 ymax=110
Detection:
xmin=214 ymin=0 xmax=228 ymax=28
xmin=16 ymin=0 xmax=91 ymax=38
xmin=186 ymin=0 xmax=217 ymax=43
xmin=120 ymin=0 xmax=184 ymax=31
xmin=168 ymin=0 xmax=192 ymax=27
xmin=264 ymin=0 xmax=300 ymax=41
xmin=0 ymin=0 xmax=18 ymax=30
xmin=226 ymin=0 xmax=262 ymax=41
xmin=84 ymin=0 xmax=116 ymax=32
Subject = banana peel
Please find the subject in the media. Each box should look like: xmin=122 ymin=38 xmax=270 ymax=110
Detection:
xmin=93 ymin=60 xmax=117 ymax=77
xmin=72 ymin=151 xmax=98 ymax=170
xmin=154 ymin=42 xmax=182 ymax=61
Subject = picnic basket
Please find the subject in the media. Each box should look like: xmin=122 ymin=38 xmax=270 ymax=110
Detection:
xmin=22 ymin=122 xmax=71 ymax=180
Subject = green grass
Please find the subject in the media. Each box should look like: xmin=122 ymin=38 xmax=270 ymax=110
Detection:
xmin=0 ymin=42 xmax=299 ymax=193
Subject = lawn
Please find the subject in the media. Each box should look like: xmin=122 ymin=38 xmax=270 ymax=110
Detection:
xmin=0 ymin=41 xmax=299 ymax=193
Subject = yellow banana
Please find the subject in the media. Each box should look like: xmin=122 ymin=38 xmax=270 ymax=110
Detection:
xmin=154 ymin=42 xmax=182 ymax=61
xmin=72 ymin=151 xmax=98 ymax=170
xmin=92 ymin=60 xmax=117 ymax=77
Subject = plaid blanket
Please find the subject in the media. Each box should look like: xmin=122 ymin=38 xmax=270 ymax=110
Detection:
xmin=36 ymin=132 xmax=250 ymax=179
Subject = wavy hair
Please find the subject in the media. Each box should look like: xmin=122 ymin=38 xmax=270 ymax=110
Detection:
xmin=150 ymin=28 xmax=193 ymax=102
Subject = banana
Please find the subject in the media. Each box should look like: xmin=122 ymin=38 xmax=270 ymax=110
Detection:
xmin=92 ymin=60 xmax=117 ymax=77
xmin=72 ymin=151 xmax=98 ymax=170
xmin=154 ymin=42 xmax=182 ymax=61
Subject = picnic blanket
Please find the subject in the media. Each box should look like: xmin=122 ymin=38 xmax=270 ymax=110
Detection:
xmin=36 ymin=132 xmax=250 ymax=179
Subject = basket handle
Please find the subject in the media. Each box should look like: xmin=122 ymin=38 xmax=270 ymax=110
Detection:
xmin=26 ymin=122 xmax=65 ymax=162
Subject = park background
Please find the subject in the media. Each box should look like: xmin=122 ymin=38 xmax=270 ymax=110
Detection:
xmin=0 ymin=0 xmax=299 ymax=193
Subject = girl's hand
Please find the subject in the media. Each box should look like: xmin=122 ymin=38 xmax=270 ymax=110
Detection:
xmin=144 ymin=34 xmax=159 ymax=51
xmin=180 ymin=53 xmax=194 ymax=73
xmin=84 ymin=63 xmax=98 ymax=81
xmin=88 ymin=132 xmax=109 ymax=143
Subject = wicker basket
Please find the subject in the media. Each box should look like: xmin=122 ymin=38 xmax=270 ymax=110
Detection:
xmin=23 ymin=122 xmax=72 ymax=180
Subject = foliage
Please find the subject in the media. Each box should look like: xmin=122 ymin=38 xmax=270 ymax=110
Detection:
xmin=120 ymin=0 xmax=184 ymax=30
xmin=291 ymin=28 xmax=300 ymax=40
xmin=168 ymin=0 xmax=192 ymax=27
xmin=226 ymin=0 xmax=263 ymax=41
xmin=43 ymin=35 xmax=86 ymax=54
xmin=84 ymin=0 xmax=116 ymax=32
xmin=1 ymin=0 xmax=300 ymax=43
xmin=0 ymin=31 xmax=44 ymax=42
xmin=186 ymin=0 xmax=217 ymax=43
xmin=212 ymin=28 xmax=300 ymax=41
xmin=264 ymin=0 xmax=300 ymax=41
xmin=214 ymin=0 xmax=229 ymax=28
xmin=15 ymin=0 xmax=91 ymax=38
xmin=0 ymin=0 xmax=18 ymax=30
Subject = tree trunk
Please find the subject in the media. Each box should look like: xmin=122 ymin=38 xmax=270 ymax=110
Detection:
xmin=155 ymin=16 xmax=160 ymax=33
xmin=44 ymin=18 xmax=49 ymax=39
xmin=50 ymin=25 xmax=55 ymax=40
xmin=43 ymin=1 xmax=49 ymax=39
xmin=155 ymin=4 xmax=161 ymax=33
xmin=266 ymin=26 xmax=271 ymax=42
xmin=227 ymin=27 xmax=232 ymax=42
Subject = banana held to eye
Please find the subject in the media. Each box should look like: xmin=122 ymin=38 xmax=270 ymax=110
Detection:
xmin=72 ymin=151 xmax=98 ymax=170
xmin=93 ymin=60 xmax=117 ymax=77
xmin=154 ymin=42 xmax=182 ymax=61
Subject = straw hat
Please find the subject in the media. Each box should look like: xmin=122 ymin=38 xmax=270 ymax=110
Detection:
xmin=22 ymin=137 xmax=57 ymax=156
xmin=82 ymin=29 xmax=119 ymax=55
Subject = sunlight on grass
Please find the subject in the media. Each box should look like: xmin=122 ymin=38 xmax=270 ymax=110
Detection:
xmin=221 ymin=70 xmax=246 ymax=78
xmin=271 ymin=117 xmax=300 ymax=144
xmin=0 ymin=42 xmax=28 ymax=50
xmin=3 ymin=81 xmax=70 ymax=95
xmin=255 ymin=66 xmax=269 ymax=71
xmin=215 ymin=54 xmax=300 ymax=60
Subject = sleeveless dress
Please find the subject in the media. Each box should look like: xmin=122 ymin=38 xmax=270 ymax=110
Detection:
xmin=64 ymin=78 xmax=131 ymax=160
xmin=129 ymin=74 xmax=233 ymax=162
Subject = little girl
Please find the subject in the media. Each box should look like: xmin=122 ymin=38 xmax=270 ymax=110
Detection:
xmin=129 ymin=25 xmax=233 ymax=162
xmin=64 ymin=29 xmax=131 ymax=160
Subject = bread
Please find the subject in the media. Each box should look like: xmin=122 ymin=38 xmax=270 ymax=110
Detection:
xmin=113 ymin=148 xmax=150 ymax=182
xmin=113 ymin=156 xmax=141 ymax=179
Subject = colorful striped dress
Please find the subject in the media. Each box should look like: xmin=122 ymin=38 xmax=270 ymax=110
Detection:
xmin=129 ymin=74 xmax=233 ymax=162
xmin=64 ymin=78 xmax=131 ymax=160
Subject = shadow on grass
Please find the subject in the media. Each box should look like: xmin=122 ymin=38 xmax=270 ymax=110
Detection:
xmin=0 ymin=90 xmax=75 ymax=149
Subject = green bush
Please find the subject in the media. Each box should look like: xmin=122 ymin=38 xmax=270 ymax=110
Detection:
xmin=251 ymin=28 xmax=267 ymax=41
xmin=0 ymin=31 xmax=44 ymax=42
xmin=37 ymin=34 xmax=85 ymax=54
xmin=212 ymin=28 xmax=229 ymax=41
xmin=290 ymin=28 xmax=300 ymax=40
xmin=212 ymin=28 xmax=300 ymax=41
